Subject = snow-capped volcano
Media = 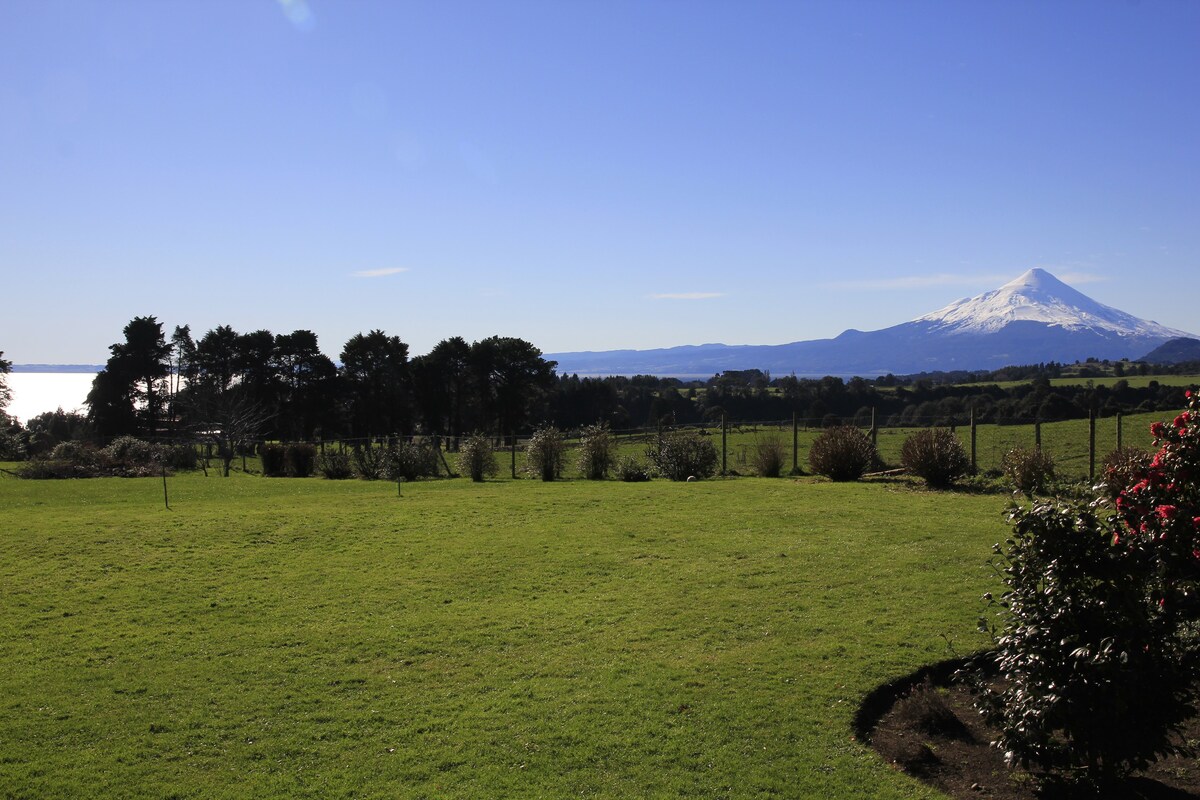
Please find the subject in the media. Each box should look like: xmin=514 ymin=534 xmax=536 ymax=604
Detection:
xmin=548 ymin=269 xmax=1197 ymax=377
xmin=915 ymin=268 xmax=1189 ymax=339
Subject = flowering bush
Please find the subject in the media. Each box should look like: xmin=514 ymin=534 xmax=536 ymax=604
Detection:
xmin=647 ymin=429 xmax=718 ymax=481
xmin=979 ymin=391 xmax=1200 ymax=785
xmin=457 ymin=433 xmax=497 ymax=482
xmin=1099 ymin=446 xmax=1152 ymax=501
xmin=386 ymin=439 xmax=440 ymax=482
xmin=524 ymin=425 xmax=565 ymax=481
xmin=576 ymin=422 xmax=615 ymax=480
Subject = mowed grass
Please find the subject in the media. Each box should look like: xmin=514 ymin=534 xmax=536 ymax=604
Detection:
xmin=0 ymin=473 xmax=1009 ymax=799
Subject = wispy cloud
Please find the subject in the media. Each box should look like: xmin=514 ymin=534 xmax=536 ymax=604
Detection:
xmin=649 ymin=292 xmax=725 ymax=300
xmin=825 ymin=273 xmax=1010 ymax=290
xmin=353 ymin=267 xmax=409 ymax=278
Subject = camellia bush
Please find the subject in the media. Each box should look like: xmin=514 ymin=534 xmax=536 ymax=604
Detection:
xmin=979 ymin=391 xmax=1200 ymax=786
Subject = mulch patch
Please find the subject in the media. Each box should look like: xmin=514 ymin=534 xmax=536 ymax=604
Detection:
xmin=857 ymin=658 xmax=1200 ymax=799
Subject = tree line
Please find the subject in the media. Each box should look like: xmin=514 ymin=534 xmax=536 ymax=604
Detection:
xmin=4 ymin=320 xmax=1197 ymax=461
xmin=84 ymin=317 xmax=558 ymax=445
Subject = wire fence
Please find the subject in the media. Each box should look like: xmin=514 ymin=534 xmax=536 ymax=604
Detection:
xmin=105 ymin=406 xmax=1169 ymax=482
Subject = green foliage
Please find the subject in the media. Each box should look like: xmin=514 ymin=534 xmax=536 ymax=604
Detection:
xmin=259 ymin=443 xmax=287 ymax=477
xmin=103 ymin=435 xmax=165 ymax=467
xmin=979 ymin=391 xmax=1200 ymax=785
xmin=647 ymin=428 xmax=718 ymax=481
xmin=900 ymin=428 xmax=970 ymax=488
xmin=285 ymin=443 xmax=317 ymax=478
xmin=576 ymin=422 xmax=615 ymax=480
xmin=387 ymin=439 xmax=440 ymax=482
xmin=524 ymin=425 xmax=565 ymax=481
xmin=808 ymin=425 xmax=876 ymax=482
xmin=317 ymin=449 xmax=354 ymax=480
xmin=23 ymin=409 xmax=92 ymax=457
xmin=17 ymin=436 xmax=176 ymax=479
xmin=457 ymin=433 xmax=497 ymax=482
xmin=1 ymin=415 xmax=24 ymax=460
xmin=0 ymin=350 xmax=10 ymax=414
xmin=162 ymin=444 xmax=200 ymax=472
xmin=615 ymin=455 xmax=652 ymax=482
xmin=1001 ymin=447 xmax=1057 ymax=497
xmin=751 ymin=436 xmax=787 ymax=478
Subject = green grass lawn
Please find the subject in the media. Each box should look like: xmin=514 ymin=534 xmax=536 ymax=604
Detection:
xmin=0 ymin=472 xmax=1011 ymax=799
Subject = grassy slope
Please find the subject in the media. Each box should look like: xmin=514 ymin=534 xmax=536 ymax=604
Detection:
xmin=0 ymin=473 xmax=1008 ymax=799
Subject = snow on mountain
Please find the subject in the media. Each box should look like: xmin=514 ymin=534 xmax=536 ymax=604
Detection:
xmin=548 ymin=268 xmax=1197 ymax=377
xmin=914 ymin=268 xmax=1188 ymax=339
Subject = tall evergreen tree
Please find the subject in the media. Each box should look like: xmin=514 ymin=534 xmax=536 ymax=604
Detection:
xmin=340 ymin=330 xmax=410 ymax=438
xmin=87 ymin=317 xmax=172 ymax=437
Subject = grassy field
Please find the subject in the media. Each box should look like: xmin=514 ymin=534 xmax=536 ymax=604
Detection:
xmin=603 ymin=408 xmax=1173 ymax=481
xmin=0 ymin=471 xmax=1014 ymax=799
xmin=957 ymin=373 xmax=1200 ymax=391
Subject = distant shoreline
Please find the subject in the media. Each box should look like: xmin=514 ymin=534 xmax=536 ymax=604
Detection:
xmin=11 ymin=365 xmax=103 ymax=373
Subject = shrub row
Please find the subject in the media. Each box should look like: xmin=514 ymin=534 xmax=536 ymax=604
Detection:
xmin=17 ymin=436 xmax=197 ymax=479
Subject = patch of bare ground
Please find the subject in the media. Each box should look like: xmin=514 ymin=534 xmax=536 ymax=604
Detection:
xmin=858 ymin=658 xmax=1200 ymax=800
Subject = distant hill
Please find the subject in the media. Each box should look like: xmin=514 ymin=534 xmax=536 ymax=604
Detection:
xmin=549 ymin=269 xmax=1196 ymax=377
xmin=1141 ymin=338 xmax=1200 ymax=365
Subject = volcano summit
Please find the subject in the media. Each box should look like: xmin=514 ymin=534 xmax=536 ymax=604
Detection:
xmin=549 ymin=269 xmax=1196 ymax=377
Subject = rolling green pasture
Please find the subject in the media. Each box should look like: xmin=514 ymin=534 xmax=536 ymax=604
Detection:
xmin=958 ymin=373 xmax=1200 ymax=391
xmin=0 ymin=472 xmax=1010 ymax=799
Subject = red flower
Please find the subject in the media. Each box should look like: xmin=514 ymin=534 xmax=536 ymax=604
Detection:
xmin=1157 ymin=504 xmax=1179 ymax=521
xmin=1152 ymin=422 xmax=1167 ymax=438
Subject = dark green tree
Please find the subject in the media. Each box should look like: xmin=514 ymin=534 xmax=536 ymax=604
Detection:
xmin=412 ymin=336 xmax=473 ymax=437
xmin=0 ymin=350 xmax=11 ymax=415
xmin=273 ymin=330 xmax=338 ymax=440
xmin=87 ymin=317 xmax=173 ymax=437
xmin=470 ymin=336 xmax=556 ymax=439
xmin=340 ymin=330 xmax=410 ymax=438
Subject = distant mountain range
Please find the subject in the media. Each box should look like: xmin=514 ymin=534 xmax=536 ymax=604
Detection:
xmin=547 ymin=269 xmax=1197 ymax=377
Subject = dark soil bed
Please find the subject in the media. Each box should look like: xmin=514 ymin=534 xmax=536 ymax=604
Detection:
xmin=858 ymin=658 xmax=1200 ymax=799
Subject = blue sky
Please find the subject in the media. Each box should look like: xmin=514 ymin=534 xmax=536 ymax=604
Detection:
xmin=2 ymin=0 xmax=1197 ymax=364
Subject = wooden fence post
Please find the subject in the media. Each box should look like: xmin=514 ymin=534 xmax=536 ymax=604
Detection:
xmin=721 ymin=414 xmax=728 ymax=476
xmin=1035 ymin=419 xmax=1042 ymax=450
xmin=1116 ymin=412 xmax=1123 ymax=451
xmin=792 ymin=412 xmax=798 ymax=473
xmin=1089 ymin=411 xmax=1097 ymax=480
xmin=511 ymin=435 xmax=517 ymax=479
xmin=870 ymin=407 xmax=877 ymax=448
xmin=970 ymin=408 xmax=977 ymax=473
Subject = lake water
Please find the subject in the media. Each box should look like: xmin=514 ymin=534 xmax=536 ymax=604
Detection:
xmin=5 ymin=372 xmax=98 ymax=423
